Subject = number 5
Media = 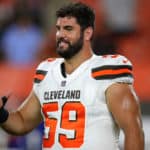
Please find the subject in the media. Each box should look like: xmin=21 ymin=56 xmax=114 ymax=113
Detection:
xmin=42 ymin=101 xmax=85 ymax=148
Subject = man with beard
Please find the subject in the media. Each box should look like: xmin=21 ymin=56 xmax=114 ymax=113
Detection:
xmin=0 ymin=2 xmax=144 ymax=150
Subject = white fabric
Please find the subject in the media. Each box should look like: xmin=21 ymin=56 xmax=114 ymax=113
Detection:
xmin=33 ymin=54 xmax=133 ymax=150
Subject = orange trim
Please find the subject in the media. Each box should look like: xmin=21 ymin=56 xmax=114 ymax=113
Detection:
xmin=47 ymin=58 xmax=56 ymax=62
xmin=92 ymin=68 xmax=132 ymax=78
xmin=34 ymin=74 xmax=45 ymax=80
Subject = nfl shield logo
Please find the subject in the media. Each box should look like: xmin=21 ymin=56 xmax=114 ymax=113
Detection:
xmin=61 ymin=81 xmax=66 ymax=86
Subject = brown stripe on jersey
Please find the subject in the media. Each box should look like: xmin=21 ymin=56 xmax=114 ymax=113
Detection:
xmin=34 ymin=70 xmax=47 ymax=83
xmin=91 ymin=65 xmax=133 ymax=80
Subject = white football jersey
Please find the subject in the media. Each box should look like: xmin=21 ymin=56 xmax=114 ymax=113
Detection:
xmin=33 ymin=54 xmax=133 ymax=150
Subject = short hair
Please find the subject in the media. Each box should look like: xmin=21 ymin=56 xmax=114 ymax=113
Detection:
xmin=56 ymin=2 xmax=95 ymax=30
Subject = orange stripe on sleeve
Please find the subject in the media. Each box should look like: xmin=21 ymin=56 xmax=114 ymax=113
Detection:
xmin=92 ymin=68 xmax=132 ymax=78
xmin=34 ymin=74 xmax=45 ymax=80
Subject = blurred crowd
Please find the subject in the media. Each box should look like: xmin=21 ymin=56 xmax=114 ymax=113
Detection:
xmin=0 ymin=0 xmax=149 ymax=62
xmin=0 ymin=0 xmax=143 ymax=64
xmin=0 ymin=0 xmax=150 ymax=149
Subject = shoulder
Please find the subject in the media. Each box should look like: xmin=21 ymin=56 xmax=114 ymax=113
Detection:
xmin=34 ymin=57 xmax=63 ymax=83
xmin=91 ymin=54 xmax=133 ymax=82
xmin=37 ymin=57 xmax=63 ymax=70
xmin=92 ymin=54 xmax=132 ymax=66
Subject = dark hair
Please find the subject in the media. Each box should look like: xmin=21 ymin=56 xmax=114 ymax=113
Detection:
xmin=56 ymin=2 xmax=95 ymax=30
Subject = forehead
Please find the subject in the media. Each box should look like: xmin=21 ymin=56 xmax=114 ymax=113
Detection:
xmin=56 ymin=16 xmax=79 ymax=26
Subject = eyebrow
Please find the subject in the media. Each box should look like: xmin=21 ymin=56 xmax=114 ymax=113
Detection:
xmin=56 ymin=25 xmax=73 ymax=30
xmin=56 ymin=25 xmax=60 ymax=29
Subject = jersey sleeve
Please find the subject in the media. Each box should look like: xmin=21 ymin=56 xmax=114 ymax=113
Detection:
xmin=33 ymin=58 xmax=57 ymax=99
xmin=91 ymin=55 xmax=134 ymax=84
xmin=33 ymin=58 xmax=56 ymax=84
xmin=32 ymin=61 xmax=47 ymax=98
xmin=33 ymin=61 xmax=48 ymax=84
xmin=91 ymin=54 xmax=134 ymax=94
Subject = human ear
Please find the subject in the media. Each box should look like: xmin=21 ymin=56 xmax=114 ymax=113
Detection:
xmin=84 ymin=27 xmax=93 ymax=41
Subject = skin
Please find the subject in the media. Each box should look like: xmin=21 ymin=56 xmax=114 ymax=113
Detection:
xmin=106 ymin=83 xmax=144 ymax=150
xmin=0 ymin=16 xmax=144 ymax=150
xmin=56 ymin=16 xmax=93 ymax=73
xmin=0 ymin=91 xmax=42 ymax=135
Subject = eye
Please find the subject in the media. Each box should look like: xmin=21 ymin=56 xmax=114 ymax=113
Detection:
xmin=56 ymin=25 xmax=60 ymax=31
xmin=64 ymin=26 xmax=73 ymax=31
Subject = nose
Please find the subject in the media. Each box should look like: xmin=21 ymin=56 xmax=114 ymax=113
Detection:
xmin=56 ymin=29 xmax=66 ymax=39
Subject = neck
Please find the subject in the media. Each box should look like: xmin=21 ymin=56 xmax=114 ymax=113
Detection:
xmin=64 ymin=46 xmax=93 ymax=74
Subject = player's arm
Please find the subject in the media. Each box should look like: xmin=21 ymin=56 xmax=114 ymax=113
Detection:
xmin=106 ymin=83 xmax=144 ymax=150
xmin=0 ymin=90 xmax=43 ymax=135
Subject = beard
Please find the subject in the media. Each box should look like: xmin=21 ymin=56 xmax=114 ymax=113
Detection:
xmin=56 ymin=32 xmax=83 ymax=59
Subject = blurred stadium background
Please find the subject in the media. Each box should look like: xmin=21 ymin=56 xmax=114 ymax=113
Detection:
xmin=0 ymin=0 xmax=149 ymax=149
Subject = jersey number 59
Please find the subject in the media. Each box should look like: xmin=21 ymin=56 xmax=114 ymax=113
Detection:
xmin=42 ymin=101 xmax=85 ymax=148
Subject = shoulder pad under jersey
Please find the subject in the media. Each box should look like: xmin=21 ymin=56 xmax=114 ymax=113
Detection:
xmin=91 ymin=54 xmax=133 ymax=83
xmin=34 ymin=58 xmax=60 ymax=83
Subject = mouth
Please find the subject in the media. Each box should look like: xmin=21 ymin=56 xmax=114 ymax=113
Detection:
xmin=57 ymin=39 xmax=69 ymax=48
xmin=59 ymin=41 xmax=68 ymax=47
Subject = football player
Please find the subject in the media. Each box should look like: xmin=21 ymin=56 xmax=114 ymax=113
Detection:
xmin=0 ymin=2 xmax=144 ymax=150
